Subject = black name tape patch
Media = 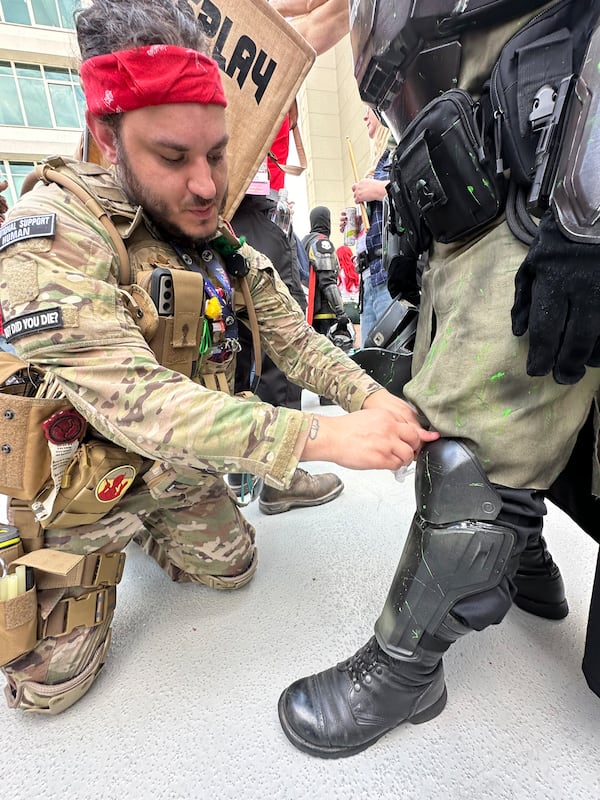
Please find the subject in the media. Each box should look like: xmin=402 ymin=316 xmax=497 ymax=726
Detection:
xmin=0 ymin=214 xmax=56 ymax=251
xmin=4 ymin=308 xmax=64 ymax=342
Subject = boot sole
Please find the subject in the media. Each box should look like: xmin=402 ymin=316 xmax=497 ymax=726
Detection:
xmin=277 ymin=686 xmax=448 ymax=759
xmin=513 ymin=594 xmax=569 ymax=620
xmin=259 ymin=481 xmax=344 ymax=515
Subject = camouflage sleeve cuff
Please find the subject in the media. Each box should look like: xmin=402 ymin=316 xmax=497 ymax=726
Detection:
xmin=344 ymin=377 xmax=386 ymax=413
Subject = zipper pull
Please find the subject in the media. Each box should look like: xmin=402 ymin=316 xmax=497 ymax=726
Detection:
xmin=471 ymin=101 xmax=486 ymax=163
xmin=494 ymin=110 xmax=504 ymax=174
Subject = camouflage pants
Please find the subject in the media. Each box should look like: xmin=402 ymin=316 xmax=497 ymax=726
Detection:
xmin=2 ymin=471 xmax=256 ymax=713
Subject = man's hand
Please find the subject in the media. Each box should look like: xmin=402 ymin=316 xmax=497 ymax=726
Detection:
xmin=512 ymin=208 xmax=600 ymax=384
xmin=352 ymin=178 xmax=388 ymax=205
xmin=269 ymin=0 xmax=349 ymax=55
xmin=301 ymin=389 xmax=439 ymax=471
xmin=0 ymin=179 xmax=8 ymax=225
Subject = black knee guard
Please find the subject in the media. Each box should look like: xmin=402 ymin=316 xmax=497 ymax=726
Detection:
xmin=375 ymin=439 xmax=516 ymax=659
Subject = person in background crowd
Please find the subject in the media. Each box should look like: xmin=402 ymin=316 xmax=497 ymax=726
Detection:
xmin=232 ymin=159 xmax=344 ymax=513
xmin=336 ymin=244 xmax=360 ymax=344
xmin=341 ymin=109 xmax=393 ymax=345
xmin=302 ymin=206 xmax=347 ymax=337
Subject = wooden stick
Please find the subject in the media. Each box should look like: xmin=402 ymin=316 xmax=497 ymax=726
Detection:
xmin=346 ymin=137 xmax=370 ymax=232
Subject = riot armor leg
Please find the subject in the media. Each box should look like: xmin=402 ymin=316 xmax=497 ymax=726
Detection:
xmin=278 ymin=439 xmax=546 ymax=758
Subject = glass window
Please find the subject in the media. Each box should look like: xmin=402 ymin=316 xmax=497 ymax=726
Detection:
xmin=44 ymin=66 xmax=71 ymax=81
xmin=19 ymin=76 xmax=53 ymax=127
xmin=13 ymin=63 xmax=53 ymax=127
xmin=57 ymin=0 xmax=76 ymax=28
xmin=0 ymin=64 xmax=25 ymax=125
xmin=31 ymin=0 xmax=59 ymax=27
xmin=48 ymin=83 xmax=81 ymax=127
xmin=1 ymin=0 xmax=30 ymax=25
xmin=1 ymin=0 xmax=76 ymax=28
xmin=0 ymin=61 xmax=84 ymax=129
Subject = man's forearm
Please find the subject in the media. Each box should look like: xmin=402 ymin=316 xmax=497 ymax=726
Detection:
xmin=270 ymin=0 xmax=349 ymax=55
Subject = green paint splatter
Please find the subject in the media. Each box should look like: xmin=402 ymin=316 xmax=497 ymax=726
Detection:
xmin=467 ymin=185 xmax=480 ymax=205
xmin=502 ymin=408 xmax=513 ymax=417
xmin=490 ymin=371 xmax=505 ymax=382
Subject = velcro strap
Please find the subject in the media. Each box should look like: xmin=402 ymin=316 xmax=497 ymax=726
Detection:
xmin=171 ymin=270 xmax=204 ymax=348
xmin=41 ymin=585 xmax=115 ymax=638
xmin=201 ymin=371 xmax=230 ymax=393
xmin=8 ymin=500 xmax=44 ymax=552
xmin=13 ymin=550 xmax=125 ymax=590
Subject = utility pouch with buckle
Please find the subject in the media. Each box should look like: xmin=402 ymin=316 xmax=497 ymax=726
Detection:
xmin=0 ymin=353 xmax=72 ymax=501
xmin=0 ymin=535 xmax=35 ymax=667
xmin=0 ymin=547 xmax=125 ymax=667
xmin=32 ymin=439 xmax=143 ymax=530
xmin=393 ymin=88 xmax=505 ymax=243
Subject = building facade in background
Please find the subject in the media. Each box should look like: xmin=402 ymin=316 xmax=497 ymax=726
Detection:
xmin=0 ymin=2 xmax=370 ymax=245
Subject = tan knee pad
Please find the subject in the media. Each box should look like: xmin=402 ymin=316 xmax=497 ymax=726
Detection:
xmin=3 ymin=628 xmax=112 ymax=714
xmin=191 ymin=549 xmax=258 ymax=590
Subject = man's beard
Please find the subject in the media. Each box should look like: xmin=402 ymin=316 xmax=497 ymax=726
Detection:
xmin=116 ymin=139 xmax=227 ymax=245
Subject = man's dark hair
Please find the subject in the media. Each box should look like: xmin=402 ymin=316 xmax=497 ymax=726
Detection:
xmin=75 ymin=0 xmax=206 ymax=61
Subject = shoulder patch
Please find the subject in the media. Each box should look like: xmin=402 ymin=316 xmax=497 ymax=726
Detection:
xmin=315 ymin=238 xmax=334 ymax=254
xmin=4 ymin=307 xmax=64 ymax=342
xmin=0 ymin=214 xmax=56 ymax=252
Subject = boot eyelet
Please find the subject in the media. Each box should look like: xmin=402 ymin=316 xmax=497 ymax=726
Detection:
xmin=364 ymin=674 xmax=372 ymax=684
xmin=376 ymin=666 xmax=383 ymax=675
xmin=354 ymin=683 xmax=361 ymax=692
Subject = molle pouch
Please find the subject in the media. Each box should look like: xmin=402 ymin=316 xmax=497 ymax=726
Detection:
xmin=137 ymin=268 xmax=204 ymax=378
xmin=395 ymin=88 xmax=505 ymax=243
xmin=0 ymin=353 xmax=72 ymax=500
xmin=33 ymin=439 xmax=143 ymax=530
xmin=0 ymin=537 xmax=37 ymax=668
xmin=489 ymin=0 xmax=582 ymax=187
xmin=0 ymin=583 xmax=37 ymax=667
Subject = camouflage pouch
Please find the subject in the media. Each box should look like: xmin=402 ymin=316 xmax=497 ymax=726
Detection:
xmin=0 ymin=352 xmax=72 ymax=500
xmin=0 ymin=535 xmax=37 ymax=668
xmin=136 ymin=268 xmax=205 ymax=378
xmin=33 ymin=439 xmax=143 ymax=530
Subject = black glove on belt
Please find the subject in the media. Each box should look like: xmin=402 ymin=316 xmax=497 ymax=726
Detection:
xmin=511 ymin=208 xmax=600 ymax=385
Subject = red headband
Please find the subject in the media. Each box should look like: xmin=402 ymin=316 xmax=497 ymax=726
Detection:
xmin=80 ymin=44 xmax=227 ymax=115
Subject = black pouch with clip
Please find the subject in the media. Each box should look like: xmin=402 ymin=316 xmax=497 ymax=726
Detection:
xmin=392 ymin=88 xmax=505 ymax=244
xmin=489 ymin=0 xmax=595 ymax=188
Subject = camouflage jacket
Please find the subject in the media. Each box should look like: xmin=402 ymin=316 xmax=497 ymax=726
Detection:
xmin=0 ymin=161 xmax=381 ymax=489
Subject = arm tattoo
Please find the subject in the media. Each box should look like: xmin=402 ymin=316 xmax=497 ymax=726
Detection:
xmin=309 ymin=417 xmax=320 ymax=440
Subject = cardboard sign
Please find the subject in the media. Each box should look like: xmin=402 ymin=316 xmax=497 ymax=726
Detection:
xmin=188 ymin=0 xmax=315 ymax=218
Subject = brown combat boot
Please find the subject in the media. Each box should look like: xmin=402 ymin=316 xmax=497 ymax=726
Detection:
xmin=259 ymin=468 xmax=343 ymax=515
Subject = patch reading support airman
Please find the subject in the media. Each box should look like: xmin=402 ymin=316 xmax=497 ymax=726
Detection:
xmin=4 ymin=307 xmax=64 ymax=342
xmin=0 ymin=214 xmax=56 ymax=251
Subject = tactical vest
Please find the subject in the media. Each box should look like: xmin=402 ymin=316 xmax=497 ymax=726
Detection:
xmin=31 ymin=156 xmax=261 ymax=396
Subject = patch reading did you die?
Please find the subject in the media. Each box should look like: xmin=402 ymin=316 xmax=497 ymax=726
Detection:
xmin=4 ymin=308 xmax=64 ymax=342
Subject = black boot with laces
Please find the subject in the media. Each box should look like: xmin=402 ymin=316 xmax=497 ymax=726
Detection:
xmin=278 ymin=635 xmax=448 ymax=758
